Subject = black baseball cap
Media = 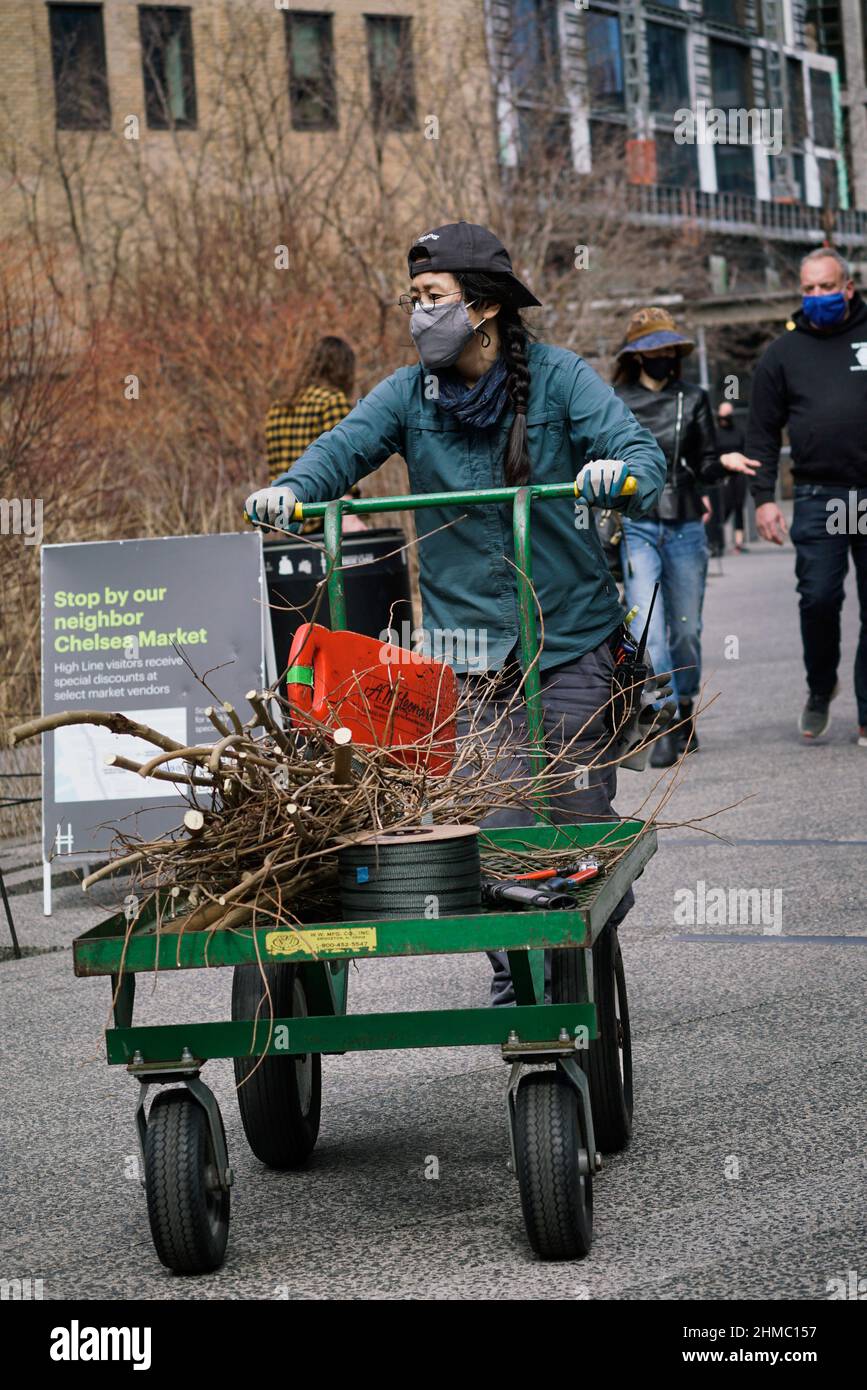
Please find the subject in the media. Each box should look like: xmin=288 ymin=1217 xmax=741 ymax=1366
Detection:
xmin=407 ymin=221 xmax=542 ymax=308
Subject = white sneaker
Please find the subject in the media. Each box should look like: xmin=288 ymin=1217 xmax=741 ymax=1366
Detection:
xmin=859 ymin=728 xmax=867 ymax=748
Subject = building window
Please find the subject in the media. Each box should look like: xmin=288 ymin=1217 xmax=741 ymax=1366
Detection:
xmin=785 ymin=58 xmax=807 ymax=142
xmin=703 ymin=0 xmax=748 ymax=25
xmin=655 ymin=132 xmax=699 ymax=187
xmin=647 ymin=23 xmax=690 ymax=113
xmin=589 ymin=118 xmax=624 ymax=166
xmin=511 ymin=0 xmax=560 ymax=95
xmin=509 ymin=1 xmax=570 ymax=166
xmin=285 ymin=12 xmax=337 ymax=130
xmin=810 ymin=68 xmax=836 ymax=147
xmin=769 ymin=152 xmax=806 ymax=200
xmin=585 ymin=12 xmax=624 ymax=110
xmin=709 ymin=39 xmax=754 ymax=110
xmin=138 ymin=7 xmax=196 ymax=129
xmin=517 ymin=109 xmax=572 ymax=164
xmin=794 ymin=152 xmax=806 ymax=200
xmin=805 ymin=3 xmax=845 ymax=86
xmin=715 ymin=142 xmax=755 ymax=194
xmin=816 ymin=155 xmax=839 ymax=208
xmin=48 ymin=4 xmax=110 ymax=130
xmin=365 ymin=16 xmax=416 ymax=131
xmin=841 ymin=105 xmax=854 ymax=203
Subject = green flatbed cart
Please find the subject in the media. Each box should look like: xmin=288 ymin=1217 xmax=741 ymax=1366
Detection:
xmin=73 ymin=483 xmax=657 ymax=1273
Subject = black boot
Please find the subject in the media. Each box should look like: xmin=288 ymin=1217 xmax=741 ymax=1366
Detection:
xmin=674 ymin=701 xmax=699 ymax=755
xmin=649 ymin=731 xmax=678 ymax=767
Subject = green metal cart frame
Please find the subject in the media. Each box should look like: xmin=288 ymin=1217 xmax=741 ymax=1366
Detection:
xmin=73 ymin=483 xmax=657 ymax=1271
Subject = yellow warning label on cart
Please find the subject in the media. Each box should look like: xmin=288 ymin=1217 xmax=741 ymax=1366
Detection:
xmin=265 ymin=927 xmax=378 ymax=957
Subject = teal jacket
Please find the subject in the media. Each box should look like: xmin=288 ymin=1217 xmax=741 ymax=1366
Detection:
xmin=274 ymin=342 xmax=666 ymax=672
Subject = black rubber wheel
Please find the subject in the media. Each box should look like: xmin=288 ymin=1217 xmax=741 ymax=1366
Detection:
xmin=551 ymin=922 xmax=633 ymax=1153
xmin=144 ymin=1089 xmax=230 ymax=1275
xmin=231 ymin=963 xmax=321 ymax=1168
xmin=514 ymin=1069 xmax=593 ymax=1260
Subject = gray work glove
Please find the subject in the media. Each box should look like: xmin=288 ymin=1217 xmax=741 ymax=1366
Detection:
xmin=575 ymin=459 xmax=629 ymax=506
xmin=245 ymin=485 xmax=298 ymax=530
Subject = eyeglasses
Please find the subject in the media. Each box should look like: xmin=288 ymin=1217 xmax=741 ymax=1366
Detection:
xmin=396 ymin=290 xmax=465 ymax=316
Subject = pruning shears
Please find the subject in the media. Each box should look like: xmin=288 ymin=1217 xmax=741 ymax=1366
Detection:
xmin=512 ymin=858 xmax=601 ymax=888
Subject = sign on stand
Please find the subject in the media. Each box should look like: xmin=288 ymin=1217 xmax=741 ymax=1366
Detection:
xmin=41 ymin=532 xmax=272 ymax=913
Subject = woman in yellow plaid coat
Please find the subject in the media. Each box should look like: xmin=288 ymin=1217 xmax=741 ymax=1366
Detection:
xmin=266 ymin=336 xmax=364 ymax=533
xmin=265 ymin=336 xmax=355 ymax=480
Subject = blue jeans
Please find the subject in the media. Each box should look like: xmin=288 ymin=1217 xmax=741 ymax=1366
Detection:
xmin=789 ymin=485 xmax=867 ymax=725
xmin=621 ymin=518 xmax=708 ymax=705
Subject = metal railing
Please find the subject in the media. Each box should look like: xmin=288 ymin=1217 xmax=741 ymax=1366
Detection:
xmin=626 ymin=184 xmax=867 ymax=245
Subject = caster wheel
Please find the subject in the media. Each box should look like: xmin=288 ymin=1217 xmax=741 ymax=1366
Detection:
xmin=232 ymin=963 xmax=321 ymax=1168
xmin=552 ymin=921 xmax=633 ymax=1152
xmin=144 ymin=1089 xmax=230 ymax=1274
xmin=514 ymin=1069 xmax=593 ymax=1260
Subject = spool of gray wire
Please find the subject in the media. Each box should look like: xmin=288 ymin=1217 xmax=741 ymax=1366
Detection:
xmin=337 ymin=824 xmax=481 ymax=921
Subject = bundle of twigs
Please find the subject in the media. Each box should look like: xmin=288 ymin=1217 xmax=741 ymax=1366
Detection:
xmin=4 ymin=676 xmax=609 ymax=930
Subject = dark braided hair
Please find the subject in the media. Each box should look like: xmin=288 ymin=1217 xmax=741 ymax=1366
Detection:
xmin=456 ymin=271 xmax=536 ymax=486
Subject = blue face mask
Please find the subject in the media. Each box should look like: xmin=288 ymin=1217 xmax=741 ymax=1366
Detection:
xmin=801 ymin=292 xmax=848 ymax=328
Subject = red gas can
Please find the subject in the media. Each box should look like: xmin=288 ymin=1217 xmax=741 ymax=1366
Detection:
xmin=284 ymin=623 xmax=457 ymax=775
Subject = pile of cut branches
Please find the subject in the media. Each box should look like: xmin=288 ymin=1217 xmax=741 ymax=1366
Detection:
xmin=8 ymin=667 xmax=721 ymax=938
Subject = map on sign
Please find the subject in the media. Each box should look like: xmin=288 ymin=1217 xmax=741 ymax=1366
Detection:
xmin=53 ymin=706 xmax=188 ymax=803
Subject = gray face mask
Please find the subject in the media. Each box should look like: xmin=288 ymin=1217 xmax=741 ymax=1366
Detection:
xmin=409 ymin=298 xmax=483 ymax=370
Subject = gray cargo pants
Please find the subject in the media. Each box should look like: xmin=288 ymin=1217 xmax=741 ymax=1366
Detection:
xmin=457 ymin=634 xmax=634 ymax=1006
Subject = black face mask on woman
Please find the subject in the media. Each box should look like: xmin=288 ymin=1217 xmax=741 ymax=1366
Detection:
xmin=640 ymin=354 xmax=677 ymax=382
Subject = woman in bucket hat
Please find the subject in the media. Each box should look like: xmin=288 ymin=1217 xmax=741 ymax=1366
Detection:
xmin=246 ymin=222 xmax=668 ymax=1009
xmin=612 ymin=307 xmax=759 ymax=766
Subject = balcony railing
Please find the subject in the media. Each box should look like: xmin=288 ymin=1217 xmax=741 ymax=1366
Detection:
xmin=626 ymin=184 xmax=867 ymax=245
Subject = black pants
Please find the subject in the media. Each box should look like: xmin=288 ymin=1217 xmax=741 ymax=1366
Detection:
xmin=724 ymin=473 xmax=747 ymax=532
xmin=789 ymin=484 xmax=867 ymax=725
xmin=457 ymin=635 xmax=634 ymax=1005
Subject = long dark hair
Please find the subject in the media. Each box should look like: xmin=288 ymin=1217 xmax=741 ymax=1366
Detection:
xmin=456 ymin=270 xmax=536 ymax=486
xmin=291 ymin=335 xmax=355 ymax=404
xmin=613 ymin=350 xmax=683 ymax=387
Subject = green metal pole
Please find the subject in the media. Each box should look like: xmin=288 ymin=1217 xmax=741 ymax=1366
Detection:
xmin=295 ymin=481 xmax=577 ymax=520
xmin=323 ymin=500 xmax=347 ymax=631
xmin=513 ymin=487 xmax=549 ymax=821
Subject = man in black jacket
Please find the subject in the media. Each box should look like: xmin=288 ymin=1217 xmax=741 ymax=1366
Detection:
xmin=746 ymin=248 xmax=867 ymax=745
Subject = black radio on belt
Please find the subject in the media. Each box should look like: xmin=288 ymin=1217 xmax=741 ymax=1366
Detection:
xmin=608 ymin=583 xmax=676 ymax=769
xmin=610 ymin=583 xmax=657 ymax=733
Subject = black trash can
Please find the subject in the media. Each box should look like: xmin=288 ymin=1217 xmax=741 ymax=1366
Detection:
xmin=263 ymin=528 xmax=413 ymax=685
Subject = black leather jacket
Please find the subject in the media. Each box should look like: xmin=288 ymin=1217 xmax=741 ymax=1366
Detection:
xmin=614 ymin=380 xmax=725 ymax=521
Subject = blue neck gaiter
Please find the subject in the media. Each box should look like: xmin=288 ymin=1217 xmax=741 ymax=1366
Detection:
xmin=435 ymin=357 xmax=511 ymax=429
xmin=802 ymin=292 xmax=848 ymax=328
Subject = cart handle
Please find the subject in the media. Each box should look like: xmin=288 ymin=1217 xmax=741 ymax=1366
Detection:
xmin=287 ymin=476 xmax=636 ymax=524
